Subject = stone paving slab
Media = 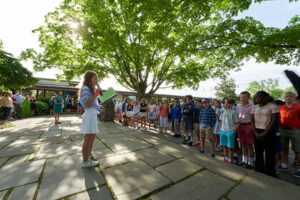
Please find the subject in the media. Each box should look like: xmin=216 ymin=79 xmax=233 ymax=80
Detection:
xmin=151 ymin=170 xmax=234 ymax=200
xmin=101 ymin=137 xmax=153 ymax=154
xmin=186 ymin=153 xmax=248 ymax=181
xmin=0 ymin=136 xmax=19 ymax=148
xmin=154 ymin=143 xmax=191 ymax=158
xmin=98 ymin=153 xmax=137 ymax=169
xmin=4 ymin=155 xmax=29 ymax=167
xmin=7 ymin=138 xmax=43 ymax=148
xmin=8 ymin=183 xmax=37 ymax=200
xmin=228 ymin=171 xmax=300 ymax=200
xmin=68 ymin=186 xmax=113 ymax=200
xmin=155 ymin=158 xmax=203 ymax=182
xmin=0 ymin=158 xmax=7 ymax=166
xmin=0 ymin=145 xmax=38 ymax=158
xmin=0 ymin=191 xmax=6 ymax=199
xmin=0 ymin=159 xmax=44 ymax=190
xmin=133 ymin=147 xmax=175 ymax=167
xmin=35 ymin=143 xmax=82 ymax=160
xmin=103 ymin=160 xmax=170 ymax=200
xmin=41 ymin=130 xmax=61 ymax=138
xmin=134 ymin=134 xmax=168 ymax=145
xmin=38 ymin=155 xmax=105 ymax=200
xmin=92 ymin=149 xmax=115 ymax=159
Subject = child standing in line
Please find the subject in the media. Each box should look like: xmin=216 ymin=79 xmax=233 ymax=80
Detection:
xmin=193 ymin=99 xmax=202 ymax=148
xmin=219 ymin=98 xmax=240 ymax=164
xmin=127 ymin=100 xmax=134 ymax=128
xmin=213 ymin=100 xmax=222 ymax=151
xmin=53 ymin=92 xmax=63 ymax=125
xmin=156 ymin=101 xmax=160 ymax=126
xmin=251 ymin=91 xmax=279 ymax=177
xmin=80 ymin=71 xmax=101 ymax=168
xmin=182 ymin=95 xmax=195 ymax=146
xmin=172 ymin=99 xmax=182 ymax=137
xmin=147 ymin=99 xmax=157 ymax=130
xmin=199 ymin=98 xmax=216 ymax=157
xmin=132 ymin=99 xmax=140 ymax=129
xmin=236 ymin=91 xmax=255 ymax=169
xmin=159 ymin=100 xmax=170 ymax=134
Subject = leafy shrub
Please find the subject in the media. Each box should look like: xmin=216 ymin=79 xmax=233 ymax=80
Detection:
xmin=36 ymin=98 xmax=51 ymax=105
xmin=36 ymin=101 xmax=49 ymax=116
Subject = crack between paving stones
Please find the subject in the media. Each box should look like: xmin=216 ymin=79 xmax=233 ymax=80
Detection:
xmin=57 ymin=183 xmax=108 ymax=200
xmin=217 ymin=174 xmax=247 ymax=200
xmin=95 ymin=135 xmax=115 ymax=153
xmin=97 ymin=166 xmax=118 ymax=200
xmin=32 ymin=159 xmax=47 ymax=200
xmin=137 ymin=168 xmax=207 ymax=200
xmin=0 ymin=181 xmax=39 ymax=193
xmin=27 ymin=140 xmax=45 ymax=161
xmin=2 ymin=187 xmax=13 ymax=200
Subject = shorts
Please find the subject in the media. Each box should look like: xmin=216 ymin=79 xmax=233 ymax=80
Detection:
xmin=220 ymin=130 xmax=235 ymax=149
xmin=148 ymin=113 xmax=156 ymax=120
xmin=184 ymin=121 xmax=194 ymax=131
xmin=81 ymin=108 xmax=98 ymax=134
xmin=279 ymin=127 xmax=300 ymax=152
xmin=237 ymin=125 xmax=254 ymax=145
xmin=160 ymin=117 xmax=168 ymax=128
xmin=200 ymin=126 xmax=213 ymax=139
xmin=139 ymin=112 xmax=147 ymax=118
xmin=126 ymin=111 xmax=133 ymax=117
xmin=194 ymin=123 xmax=200 ymax=133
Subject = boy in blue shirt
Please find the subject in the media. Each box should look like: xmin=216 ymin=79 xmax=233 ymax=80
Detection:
xmin=199 ymin=98 xmax=216 ymax=157
xmin=172 ymin=99 xmax=182 ymax=137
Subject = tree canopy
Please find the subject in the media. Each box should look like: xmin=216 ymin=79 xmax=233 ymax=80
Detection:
xmin=246 ymin=78 xmax=296 ymax=99
xmin=22 ymin=0 xmax=300 ymax=97
xmin=0 ymin=40 xmax=38 ymax=92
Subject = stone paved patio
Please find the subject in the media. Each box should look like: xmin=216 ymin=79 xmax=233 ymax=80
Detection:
xmin=0 ymin=115 xmax=299 ymax=200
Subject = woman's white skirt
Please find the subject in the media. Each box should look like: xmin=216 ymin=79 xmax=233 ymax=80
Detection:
xmin=81 ymin=108 xmax=99 ymax=134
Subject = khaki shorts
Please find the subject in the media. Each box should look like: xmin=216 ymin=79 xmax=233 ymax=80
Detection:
xmin=200 ymin=126 xmax=213 ymax=140
xmin=139 ymin=112 xmax=147 ymax=118
xmin=194 ymin=123 xmax=200 ymax=134
xmin=279 ymin=127 xmax=300 ymax=152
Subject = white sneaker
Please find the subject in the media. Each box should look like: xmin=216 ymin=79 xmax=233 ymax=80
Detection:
xmin=88 ymin=159 xmax=99 ymax=167
xmin=81 ymin=161 xmax=94 ymax=168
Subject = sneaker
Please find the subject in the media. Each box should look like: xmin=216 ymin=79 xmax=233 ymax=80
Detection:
xmin=88 ymin=159 xmax=99 ymax=167
xmin=182 ymin=140 xmax=188 ymax=144
xmin=245 ymin=164 xmax=254 ymax=170
xmin=175 ymin=134 xmax=181 ymax=138
xmin=193 ymin=141 xmax=200 ymax=146
xmin=199 ymin=149 xmax=204 ymax=153
xmin=188 ymin=141 xmax=193 ymax=146
xmin=276 ymin=165 xmax=288 ymax=171
xmin=81 ymin=161 xmax=94 ymax=168
xmin=293 ymin=171 xmax=300 ymax=178
xmin=233 ymin=156 xmax=239 ymax=164
xmin=236 ymin=161 xmax=246 ymax=167
xmin=210 ymin=153 xmax=215 ymax=158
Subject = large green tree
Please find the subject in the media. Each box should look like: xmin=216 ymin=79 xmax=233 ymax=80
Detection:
xmin=246 ymin=78 xmax=288 ymax=99
xmin=22 ymin=0 xmax=300 ymax=97
xmin=214 ymin=77 xmax=238 ymax=100
xmin=0 ymin=40 xmax=38 ymax=92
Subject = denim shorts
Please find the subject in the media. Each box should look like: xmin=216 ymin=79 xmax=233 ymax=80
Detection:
xmin=184 ymin=121 xmax=194 ymax=130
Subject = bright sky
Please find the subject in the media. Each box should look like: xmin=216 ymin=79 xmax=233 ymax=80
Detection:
xmin=0 ymin=0 xmax=299 ymax=97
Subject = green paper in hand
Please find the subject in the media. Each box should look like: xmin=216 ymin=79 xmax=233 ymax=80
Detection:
xmin=98 ymin=87 xmax=117 ymax=104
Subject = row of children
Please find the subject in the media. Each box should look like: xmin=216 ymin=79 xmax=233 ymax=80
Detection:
xmin=114 ymin=90 xmax=300 ymax=178
xmin=114 ymin=98 xmax=171 ymax=133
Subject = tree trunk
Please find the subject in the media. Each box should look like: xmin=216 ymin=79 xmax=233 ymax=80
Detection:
xmin=102 ymin=100 xmax=115 ymax=122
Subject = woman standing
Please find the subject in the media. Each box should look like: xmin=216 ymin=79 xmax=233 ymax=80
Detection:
xmin=0 ymin=92 xmax=13 ymax=128
xmin=66 ymin=95 xmax=73 ymax=113
xmin=126 ymin=100 xmax=134 ymax=128
xmin=30 ymin=96 xmax=37 ymax=116
xmin=147 ymin=99 xmax=157 ymax=130
xmin=53 ymin=92 xmax=63 ymax=124
xmin=139 ymin=98 xmax=147 ymax=130
xmin=80 ymin=71 xmax=101 ymax=168
xmin=132 ymin=100 xmax=140 ymax=129
xmin=21 ymin=96 xmax=31 ymax=118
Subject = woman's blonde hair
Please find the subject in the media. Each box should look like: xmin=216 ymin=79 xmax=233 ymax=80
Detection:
xmin=283 ymin=91 xmax=297 ymax=98
xmin=5 ymin=92 xmax=12 ymax=97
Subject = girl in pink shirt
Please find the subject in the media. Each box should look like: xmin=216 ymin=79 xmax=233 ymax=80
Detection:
xmin=159 ymin=100 xmax=170 ymax=134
